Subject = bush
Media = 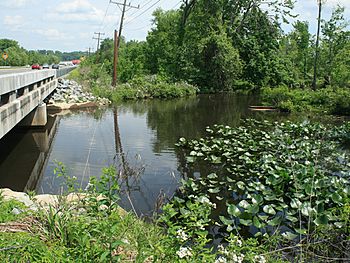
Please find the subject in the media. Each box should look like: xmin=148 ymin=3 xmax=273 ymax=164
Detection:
xmin=105 ymin=75 xmax=198 ymax=102
xmin=262 ymin=86 xmax=350 ymax=115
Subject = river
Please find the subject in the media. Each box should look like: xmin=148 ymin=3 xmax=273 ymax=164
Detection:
xmin=0 ymin=94 xmax=300 ymax=215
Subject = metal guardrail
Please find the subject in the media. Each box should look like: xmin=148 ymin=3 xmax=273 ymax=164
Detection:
xmin=56 ymin=66 xmax=77 ymax=78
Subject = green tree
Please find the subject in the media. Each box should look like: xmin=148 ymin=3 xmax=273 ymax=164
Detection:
xmin=321 ymin=5 xmax=349 ymax=86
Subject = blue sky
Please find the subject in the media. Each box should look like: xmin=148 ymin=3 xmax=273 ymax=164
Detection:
xmin=0 ymin=0 xmax=349 ymax=52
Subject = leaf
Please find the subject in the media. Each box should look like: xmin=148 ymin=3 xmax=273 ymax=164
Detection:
xmin=301 ymin=202 xmax=313 ymax=217
xmin=282 ymin=232 xmax=298 ymax=240
xmin=252 ymin=194 xmax=264 ymax=204
xmin=247 ymin=204 xmax=259 ymax=214
xmin=208 ymin=187 xmax=220 ymax=194
xmin=237 ymin=181 xmax=245 ymax=190
xmin=263 ymin=205 xmax=276 ymax=215
xmin=258 ymin=215 xmax=269 ymax=221
xmin=314 ymin=215 xmax=329 ymax=226
xmin=290 ymin=199 xmax=302 ymax=209
xmin=239 ymin=219 xmax=252 ymax=226
xmin=295 ymin=228 xmax=307 ymax=235
xmin=186 ymin=156 xmax=195 ymax=163
xmin=285 ymin=215 xmax=298 ymax=223
xmin=331 ymin=192 xmax=342 ymax=204
xmin=207 ymin=173 xmax=218 ymax=179
xmin=238 ymin=200 xmax=250 ymax=209
xmin=219 ymin=216 xmax=234 ymax=226
xmin=226 ymin=203 xmax=239 ymax=216
xmin=253 ymin=216 xmax=265 ymax=228
xmin=268 ymin=215 xmax=283 ymax=226
xmin=211 ymin=155 xmax=222 ymax=164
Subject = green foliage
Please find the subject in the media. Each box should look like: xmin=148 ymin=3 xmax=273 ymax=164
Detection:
xmin=262 ymin=86 xmax=350 ymax=115
xmin=171 ymin=120 xmax=350 ymax=260
xmin=75 ymin=70 xmax=198 ymax=102
xmin=0 ymin=38 xmax=86 ymax=66
xmin=0 ymin=194 xmax=26 ymax=223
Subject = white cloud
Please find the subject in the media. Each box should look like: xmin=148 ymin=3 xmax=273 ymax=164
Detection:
xmin=45 ymin=0 xmax=115 ymax=24
xmin=3 ymin=15 xmax=25 ymax=30
xmin=0 ymin=0 xmax=32 ymax=8
xmin=34 ymin=28 xmax=71 ymax=41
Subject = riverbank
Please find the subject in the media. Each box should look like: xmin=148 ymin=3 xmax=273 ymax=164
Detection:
xmin=68 ymin=68 xmax=198 ymax=102
xmin=262 ymin=86 xmax=350 ymax=115
xmin=47 ymin=78 xmax=111 ymax=110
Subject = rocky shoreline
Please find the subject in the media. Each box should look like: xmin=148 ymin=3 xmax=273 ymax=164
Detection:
xmin=47 ymin=78 xmax=110 ymax=109
xmin=1 ymin=188 xmax=126 ymax=215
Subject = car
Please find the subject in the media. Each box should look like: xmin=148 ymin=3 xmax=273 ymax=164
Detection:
xmin=52 ymin=64 xmax=60 ymax=69
xmin=31 ymin=64 xmax=41 ymax=70
xmin=42 ymin=64 xmax=49 ymax=69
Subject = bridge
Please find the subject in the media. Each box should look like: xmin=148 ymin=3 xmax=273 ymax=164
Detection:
xmin=0 ymin=67 xmax=75 ymax=140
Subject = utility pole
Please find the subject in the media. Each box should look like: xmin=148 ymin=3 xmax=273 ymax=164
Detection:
xmin=110 ymin=0 xmax=139 ymax=86
xmin=112 ymin=30 xmax=119 ymax=87
xmin=312 ymin=0 xmax=322 ymax=90
xmin=93 ymin=32 xmax=105 ymax=51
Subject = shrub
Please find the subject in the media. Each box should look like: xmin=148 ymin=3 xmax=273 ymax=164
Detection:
xmin=262 ymin=86 xmax=350 ymax=115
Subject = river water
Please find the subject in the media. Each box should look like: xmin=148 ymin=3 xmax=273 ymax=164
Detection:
xmin=0 ymin=94 xmax=297 ymax=215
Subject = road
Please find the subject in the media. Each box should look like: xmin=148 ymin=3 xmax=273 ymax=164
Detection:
xmin=0 ymin=68 xmax=33 ymax=76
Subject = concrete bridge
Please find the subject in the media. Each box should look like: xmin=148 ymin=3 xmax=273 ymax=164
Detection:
xmin=0 ymin=67 xmax=75 ymax=140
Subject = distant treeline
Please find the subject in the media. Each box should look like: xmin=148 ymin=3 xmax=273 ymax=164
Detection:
xmin=0 ymin=39 xmax=86 ymax=66
xmin=86 ymin=1 xmax=349 ymax=92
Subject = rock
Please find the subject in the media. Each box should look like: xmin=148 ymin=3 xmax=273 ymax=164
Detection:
xmin=35 ymin=194 xmax=59 ymax=207
xmin=12 ymin=207 xmax=23 ymax=215
xmin=1 ymin=188 xmax=37 ymax=211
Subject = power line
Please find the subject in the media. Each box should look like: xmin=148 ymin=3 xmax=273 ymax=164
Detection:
xmin=110 ymin=0 xmax=140 ymax=86
xmin=93 ymin=32 xmax=105 ymax=51
xmin=170 ymin=1 xmax=182 ymax=10
xmin=124 ymin=0 xmax=162 ymax=26
xmin=99 ymin=1 xmax=111 ymax=31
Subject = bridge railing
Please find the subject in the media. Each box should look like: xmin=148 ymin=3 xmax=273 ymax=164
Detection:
xmin=56 ymin=66 xmax=77 ymax=78
xmin=0 ymin=70 xmax=56 ymax=106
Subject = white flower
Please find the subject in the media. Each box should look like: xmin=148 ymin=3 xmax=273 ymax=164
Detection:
xmin=231 ymin=253 xmax=244 ymax=263
xmin=176 ymin=229 xmax=189 ymax=241
xmin=217 ymin=244 xmax=229 ymax=256
xmin=215 ymin=256 xmax=227 ymax=263
xmin=196 ymin=196 xmax=216 ymax=208
xmin=84 ymin=182 xmax=94 ymax=191
xmin=121 ymin=238 xmax=130 ymax=245
xmin=176 ymin=246 xmax=193 ymax=259
xmin=236 ymin=239 xmax=242 ymax=247
xmin=254 ymin=255 xmax=267 ymax=263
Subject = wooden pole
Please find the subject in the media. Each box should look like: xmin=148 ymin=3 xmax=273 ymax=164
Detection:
xmin=112 ymin=30 xmax=119 ymax=87
xmin=312 ymin=0 xmax=322 ymax=90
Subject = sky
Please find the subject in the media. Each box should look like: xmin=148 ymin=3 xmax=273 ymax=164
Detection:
xmin=0 ymin=0 xmax=349 ymax=52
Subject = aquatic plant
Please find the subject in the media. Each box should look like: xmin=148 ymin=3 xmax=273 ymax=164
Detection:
xmin=174 ymin=120 xmax=350 ymax=239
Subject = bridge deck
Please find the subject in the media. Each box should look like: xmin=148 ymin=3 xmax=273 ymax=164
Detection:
xmin=0 ymin=67 xmax=75 ymax=140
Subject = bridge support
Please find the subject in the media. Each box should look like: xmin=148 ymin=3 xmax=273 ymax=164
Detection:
xmin=19 ymin=103 xmax=47 ymax=127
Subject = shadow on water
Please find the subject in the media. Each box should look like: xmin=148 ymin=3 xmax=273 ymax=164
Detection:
xmin=0 ymin=114 xmax=60 ymax=192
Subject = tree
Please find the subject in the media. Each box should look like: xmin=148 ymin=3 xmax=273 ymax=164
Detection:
xmin=312 ymin=0 xmax=322 ymax=90
xmin=321 ymin=5 xmax=349 ymax=86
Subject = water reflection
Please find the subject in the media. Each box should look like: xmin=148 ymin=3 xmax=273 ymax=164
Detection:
xmin=0 ymin=114 xmax=59 ymax=192
xmin=1 ymin=94 xmax=296 ymax=215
